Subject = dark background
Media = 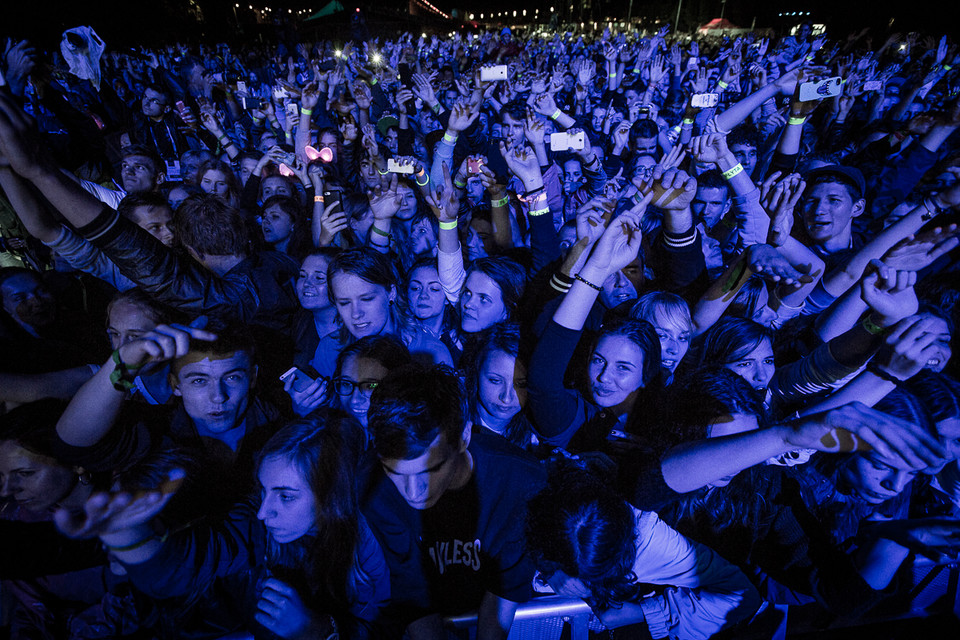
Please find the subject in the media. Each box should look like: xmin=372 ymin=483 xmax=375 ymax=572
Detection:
xmin=5 ymin=0 xmax=952 ymax=49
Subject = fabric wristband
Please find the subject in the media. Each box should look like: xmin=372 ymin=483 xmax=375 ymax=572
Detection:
xmin=787 ymin=116 xmax=806 ymax=126
xmin=608 ymin=72 xmax=617 ymax=78
xmin=109 ymin=350 xmax=142 ymax=392
xmin=491 ymin=196 xmax=510 ymax=208
xmin=574 ymin=273 xmax=603 ymax=291
xmin=550 ymin=109 xmax=562 ymax=120
xmin=682 ymin=118 xmax=694 ymax=125
xmin=528 ymin=207 xmax=550 ymax=217
xmin=431 ymin=103 xmax=441 ymax=113
xmin=439 ymin=220 xmax=458 ymax=230
xmin=314 ymin=195 xmax=324 ymax=203
xmin=722 ymin=163 xmax=744 ymax=180
xmin=717 ymin=80 xmax=729 ymax=89
xmin=370 ymin=225 xmax=390 ymax=238
xmin=443 ymin=132 xmax=458 ymax=144
xmin=301 ymin=107 xmax=313 ymax=116
xmin=454 ymin=177 xmax=467 ymax=188
xmin=861 ymin=314 xmax=886 ymax=335
xmin=944 ymin=64 xmax=953 ymax=71
xmin=370 ymin=77 xmax=378 ymax=85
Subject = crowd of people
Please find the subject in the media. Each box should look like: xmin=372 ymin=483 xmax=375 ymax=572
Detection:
xmin=1 ymin=16 xmax=960 ymax=639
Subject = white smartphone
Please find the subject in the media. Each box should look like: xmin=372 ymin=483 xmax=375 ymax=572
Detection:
xmin=286 ymin=102 xmax=299 ymax=117
xmin=280 ymin=366 xmax=317 ymax=393
xmin=550 ymin=131 xmax=585 ymax=152
xmin=480 ymin=65 xmax=508 ymax=82
xmin=387 ymin=158 xmax=414 ymax=174
xmin=691 ymin=92 xmax=719 ymax=108
xmin=799 ymin=77 xmax=843 ymax=102
xmin=235 ymin=80 xmax=247 ymax=94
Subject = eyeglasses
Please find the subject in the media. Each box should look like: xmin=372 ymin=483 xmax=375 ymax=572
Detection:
xmin=332 ymin=378 xmax=379 ymax=397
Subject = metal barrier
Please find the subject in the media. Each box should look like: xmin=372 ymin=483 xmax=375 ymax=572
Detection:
xmin=445 ymin=595 xmax=594 ymax=640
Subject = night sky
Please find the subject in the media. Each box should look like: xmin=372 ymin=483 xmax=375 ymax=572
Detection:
xmin=5 ymin=0 xmax=952 ymax=48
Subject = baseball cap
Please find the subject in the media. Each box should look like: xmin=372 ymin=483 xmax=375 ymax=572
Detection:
xmin=804 ymin=164 xmax=866 ymax=200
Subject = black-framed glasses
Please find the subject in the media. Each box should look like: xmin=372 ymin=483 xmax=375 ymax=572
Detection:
xmin=332 ymin=378 xmax=379 ymax=397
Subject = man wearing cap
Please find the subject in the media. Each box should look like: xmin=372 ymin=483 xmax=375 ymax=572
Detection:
xmin=799 ymin=164 xmax=867 ymax=261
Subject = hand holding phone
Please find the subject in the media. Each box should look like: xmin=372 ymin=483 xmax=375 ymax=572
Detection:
xmin=480 ymin=65 xmax=508 ymax=82
xmin=280 ymin=367 xmax=317 ymax=393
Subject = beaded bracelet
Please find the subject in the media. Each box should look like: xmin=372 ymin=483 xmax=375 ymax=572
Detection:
xmin=721 ymin=163 xmax=744 ymax=180
xmin=574 ymin=273 xmax=603 ymax=291
xmin=439 ymin=220 xmax=458 ymax=230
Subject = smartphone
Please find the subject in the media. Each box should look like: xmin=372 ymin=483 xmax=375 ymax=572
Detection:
xmin=398 ymin=63 xmax=414 ymax=87
xmin=862 ymin=80 xmax=883 ymax=92
xmin=279 ymin=366 xmax=317 ymax=393
xmin=691 ymin=92 xmax=719 ymax=108
xmin=550 ymin=131 xmax=585 ymax=152
xmin=480 ymin=65 xmax=509 ymax=82
xmin=175 ymin=100 xmax=187 ymax=113
xmin=799 ymin=76 xmax=843 ymax=102
xmin=387 ymin=158 xmax=414 ymax=174
xmin=235 ymin=80 xmax=247 ymax=94
xmin=638 ymin=106 xmax=651 ymax=116
xmin=286 ymin=102 xmax=299 ymax=117
xmin=241 ymin=96 xmax=264 ymax=110
xmin=323 ymin=189 xmax=343 ymax=214
xmin=467 ymin=158 xmax=484 ymax=174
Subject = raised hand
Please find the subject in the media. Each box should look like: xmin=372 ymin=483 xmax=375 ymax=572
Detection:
xmin=689 ymin=133 xmax=731 ymax=166
xmin=524 ymin=108 xmax=546 ymax=147
xmin=117 ymin=320 xmax=218 ymax=370
xmin=881 ymin=225 xmax=960 ymax=271
xmin=300 ymin=82 xmax=320 ymax=111
xmin=446 ymin=101 xmax=478 ymax=134
xmin=317 ymin=200 xmax=348 ymax=246
xmin=0 ymin=91 xmax=54 ymax=180
xmin=368 ymin=174 xmax=401 ymax=221
xmin=782 ymin=402 xmax=946 ymax=471
xmin=864 ymin=518 xmax=960 ymax=563
xmin=746 ymin=244 xmax=808 ymax=287
xmin=585 ymin=209 xmax=644 ymax=275
xmin=499 ymin=142 xmax=542 ymax=189
xmin=860 ymin=260 xmax=919 ymax=327
xmin=760 ymin=172 xmax=805 ymax=247
xmin=649 ymin=168 xmax=697 ymax=211
xmin=873 ymin=315 xmax=950 ymax=382
xmin=284 ymin=374 xmax=328 ymax=417
xmin=55 ymin=469 xmax=185 ymax=539
xmin=425 ymin=163 xmax=459 ymax=223
xmin=658 ymin=143 xmax=687 ymax=171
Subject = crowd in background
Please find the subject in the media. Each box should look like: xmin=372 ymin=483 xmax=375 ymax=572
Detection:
xmin=1 ymin=17 xmax=960 ymax=639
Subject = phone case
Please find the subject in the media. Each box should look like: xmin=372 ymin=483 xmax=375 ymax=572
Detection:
xmin=799 ymin=77 xmax=843 ymax=101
